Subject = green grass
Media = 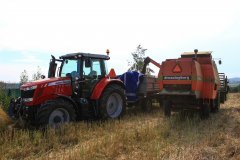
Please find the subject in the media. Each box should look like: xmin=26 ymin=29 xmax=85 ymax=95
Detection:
xmin=0 ymin=93 xmax=240 ymax=159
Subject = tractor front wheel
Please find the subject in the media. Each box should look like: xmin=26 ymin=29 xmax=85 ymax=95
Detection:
xmin=37 ymin=99 xmax=76 ymax=128
xmin=100 ymin=85 xmax=126 ymax=119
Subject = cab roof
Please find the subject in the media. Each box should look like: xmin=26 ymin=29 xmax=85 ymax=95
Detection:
xmin=60 ymin=53 xmax=110 ymax=60
xmin=181 ymin=51 xmax=212 ymax=58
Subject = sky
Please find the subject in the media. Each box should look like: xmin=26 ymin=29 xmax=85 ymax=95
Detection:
xmin=0 ymin=0 xmax=240 ymax=82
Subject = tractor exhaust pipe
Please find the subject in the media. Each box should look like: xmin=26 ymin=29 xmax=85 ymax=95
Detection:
xmin=194 ymin=49 xmax=198 ymax=59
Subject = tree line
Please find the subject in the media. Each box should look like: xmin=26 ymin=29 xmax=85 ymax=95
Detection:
xmin=229 ymin=85 xmax=240 ymax=93
xmin=0 ymin=66 xmax=43 ymax=111
xmin=20 ymin=66 xmax=43 ymax=84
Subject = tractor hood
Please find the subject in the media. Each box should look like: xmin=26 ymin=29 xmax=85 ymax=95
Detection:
xmin=20 ymin=77 xmax=71 ymax=89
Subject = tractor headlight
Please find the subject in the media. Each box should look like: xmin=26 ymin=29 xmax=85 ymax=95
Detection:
xmin=23 ymin=98 xmax=33 ymax=102
xmin=24 ymin=85 xmax=37 ymax=91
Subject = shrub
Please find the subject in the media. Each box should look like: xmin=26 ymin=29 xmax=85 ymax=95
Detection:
xmin=0 ymin=88 xmax=10 ymax=112
xmin=229 ymin=85 xmax=240 ymax=93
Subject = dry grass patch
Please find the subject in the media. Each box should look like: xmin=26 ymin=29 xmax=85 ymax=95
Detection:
xmin=0 ymin=106 xmax=12 ymax=129
xmin=0 ymin=93 xmax=240 ymax=160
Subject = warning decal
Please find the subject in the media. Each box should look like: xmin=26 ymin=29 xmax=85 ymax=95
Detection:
xmin=173 ymin=64 xmax=182 ymax=73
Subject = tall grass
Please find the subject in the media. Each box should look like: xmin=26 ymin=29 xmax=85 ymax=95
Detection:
xmin=0 ymin=94 xmax=240 ymax=159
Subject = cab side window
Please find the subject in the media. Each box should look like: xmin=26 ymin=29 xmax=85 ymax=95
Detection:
xmin=83 ymin=59 xmax=102 ymax=79
xmin=92 ymin=60 xmax=101 ymax=76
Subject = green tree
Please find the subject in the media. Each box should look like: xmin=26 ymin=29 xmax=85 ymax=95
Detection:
xmin=128 ymin=45 xmax=154 ymax=74
xmin=0 ymin=81 xmax=5 ymax=90
xmin=0 ymin=81 xmax=10 ymax=111
xmin=32 ymin=66 xmax=42 ymax=81
xmin=20 ymin=70 xmax=29 ymax=84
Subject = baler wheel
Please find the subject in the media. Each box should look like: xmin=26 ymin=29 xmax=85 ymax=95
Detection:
xmin=220 ymin=92 xmax=226 ymax=103
xmin=37 ymin=99 xmax=76 ymax=128
xmin=99 ymin=85 xmax=126 ymax=119
xmin=201 ymin=103 xmax=210 ymax=119
xmin=141 ymin=98 xmax=152 ymax=113
xmin=163 ymin=100 xmax=171 ymax=117
xmin=212 ymin=92 xmax=220 ymax=113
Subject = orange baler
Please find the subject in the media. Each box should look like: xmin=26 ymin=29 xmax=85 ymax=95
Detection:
xmin=143 ymin=49 xmax=227 ymax=118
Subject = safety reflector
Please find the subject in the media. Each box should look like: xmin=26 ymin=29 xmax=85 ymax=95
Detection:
xmin=173 ymin=64 xmax=182 ymax=73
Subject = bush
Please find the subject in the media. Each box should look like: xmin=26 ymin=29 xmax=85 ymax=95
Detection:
xmin=0 ymin=89 xmax=10 ymax=112
xmin=229 ymin=85 xmax=240 ymax=93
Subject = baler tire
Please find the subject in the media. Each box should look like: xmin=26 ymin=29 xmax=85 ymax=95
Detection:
xmin=201 ymin=103 xmax=210 ymax=119
xmin=141 ymin=98 xmax=152 ymax=113
xmin=220 ymin=93 xmax=225 ymax=103
xmin=212 ymin=92 xmax=220 ymax=113
xmin=99 ymin=84 xmax=126 ymax=119
xmin=163 ymin=100 xmax=171 ymax=117
xmin=37 ymin=99 xmax=76 ymax=128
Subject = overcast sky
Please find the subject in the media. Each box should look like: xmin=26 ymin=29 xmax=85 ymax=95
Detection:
xmin=0 ymin=0 xmax=239 ymax=82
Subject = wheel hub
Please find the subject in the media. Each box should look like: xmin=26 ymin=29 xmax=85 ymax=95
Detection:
xmin=106 ymin=93 xmax=123 ymax=118
xmin=49 ymin=108 xmax=70 ymax=126
xmin=53 ymin=116 xmax=62 ymax=123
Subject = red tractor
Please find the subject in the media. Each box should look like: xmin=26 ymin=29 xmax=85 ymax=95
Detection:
xmin=11 ymin=52 xmax=126 ymax=127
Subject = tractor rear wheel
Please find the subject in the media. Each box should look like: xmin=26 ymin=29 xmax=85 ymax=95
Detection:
xmin=37 ymin=99 xmax=76 ymax=128
xmin=99 ymin=84 xmax=126 ymax=119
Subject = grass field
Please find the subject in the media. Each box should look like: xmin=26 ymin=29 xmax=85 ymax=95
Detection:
xmin=0 ymin=93 xmax=240 ymax=160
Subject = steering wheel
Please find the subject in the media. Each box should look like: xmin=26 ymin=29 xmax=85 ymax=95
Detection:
xmin=71 ymin=71 xmax=78 ymax=79
xmin=82 ymin=71 xmax=85 ymax=77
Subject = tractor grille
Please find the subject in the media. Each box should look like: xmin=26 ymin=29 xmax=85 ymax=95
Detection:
xmin=21 ymin=89 xmax=35 ymax=98
xmin=164 ymin=84 xmax=192 ymax=92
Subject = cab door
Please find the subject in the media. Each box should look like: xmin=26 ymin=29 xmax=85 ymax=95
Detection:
xmin=80 ymin=58 xmax=106 ymax=98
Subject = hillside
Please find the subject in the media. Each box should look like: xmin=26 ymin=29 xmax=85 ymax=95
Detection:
xmin=229 ymin=78 xmax=240 ymax=87
xmin=0 ymin=93 xmax=240 ymax=159
xmin=229 ymin=77 xmax=240 ymax=83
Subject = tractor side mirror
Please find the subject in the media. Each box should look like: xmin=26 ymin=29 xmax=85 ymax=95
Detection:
xmin=218 ymin=60 xmax=222 ymax=65
xmin=85 ymin=58 xmax=92 ymax=68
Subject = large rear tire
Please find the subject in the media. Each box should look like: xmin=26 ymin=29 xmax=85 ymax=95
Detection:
xmin=37 ymin=99 xmax=76 ymax=128
xmin=99 ymin=84 xmax=126 ymax=119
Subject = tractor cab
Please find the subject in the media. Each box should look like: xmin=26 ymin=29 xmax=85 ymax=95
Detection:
xmin=48 ymin=53 xmax=110 ymax=98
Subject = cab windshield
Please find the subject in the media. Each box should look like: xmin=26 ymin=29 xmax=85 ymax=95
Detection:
xmin=60 ymin=59 xmax=80 ymax=79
